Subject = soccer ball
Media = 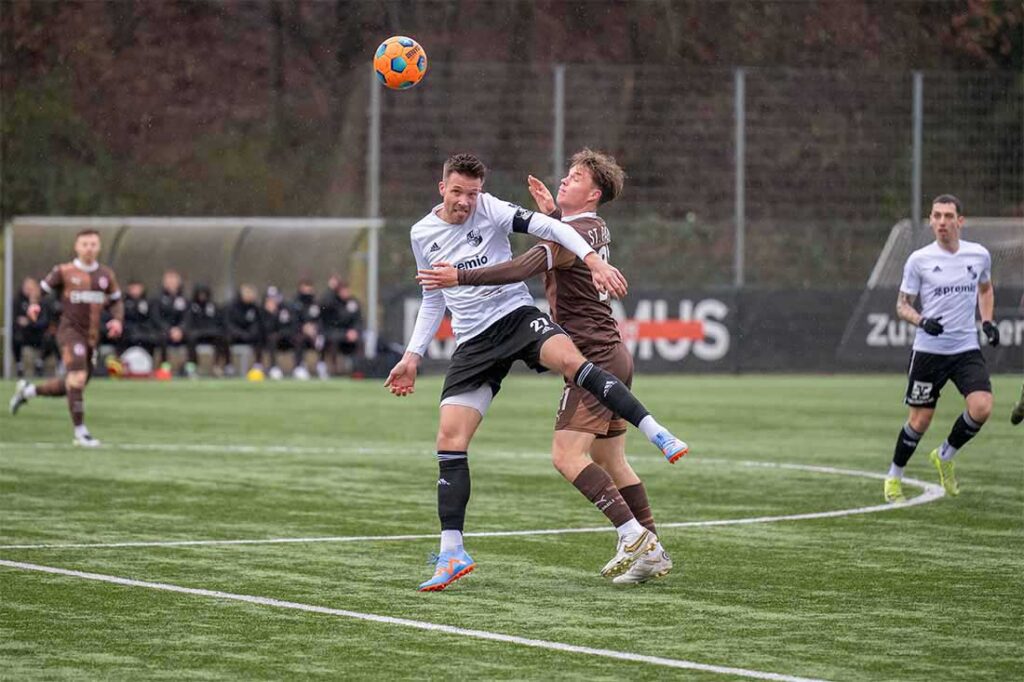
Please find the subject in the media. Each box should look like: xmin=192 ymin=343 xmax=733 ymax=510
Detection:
xmin=373 ymin=36 xmax=427 ymax=90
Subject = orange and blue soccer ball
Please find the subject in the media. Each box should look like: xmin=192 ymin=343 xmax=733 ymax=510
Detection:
xmin=373 ymin=36 xmax=427 ymax=90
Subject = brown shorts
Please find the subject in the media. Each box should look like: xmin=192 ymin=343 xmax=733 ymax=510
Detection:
xmin=60 ymin=336 xmax=95 ymax=374
xmin=555 ymin=343 xmax=634 ymax=438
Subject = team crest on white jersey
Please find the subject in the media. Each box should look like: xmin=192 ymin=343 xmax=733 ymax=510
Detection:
xmin=466 ymin=229 xmax=482 ymax=247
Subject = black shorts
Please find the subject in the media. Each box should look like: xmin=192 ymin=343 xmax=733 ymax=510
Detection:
xmin=441 ymin=306 xmax=566 ymax=402
xmin=904 ymin=349 xmax=991 ymax=408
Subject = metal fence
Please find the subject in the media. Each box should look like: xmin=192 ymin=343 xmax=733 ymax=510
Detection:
xmin=371 ymin=65 xmax=1022 ymax=290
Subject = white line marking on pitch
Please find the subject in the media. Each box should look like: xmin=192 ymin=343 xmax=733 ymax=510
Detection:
xmin=0 ymin=460 xmax=943 ymax=550
xmin=0 ymin=558 xmax=829 ymax=682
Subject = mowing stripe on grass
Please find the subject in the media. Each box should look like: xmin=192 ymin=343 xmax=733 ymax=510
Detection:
xmin=0 ymin=462 xmax=943 ymax=550
xmin=0 ymin=558 xmax=830 ymax=682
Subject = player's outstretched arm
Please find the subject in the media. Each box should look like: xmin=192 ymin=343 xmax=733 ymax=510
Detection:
xmin=526 ymin=175 xmax=556 ymax=215
xmin=524 ymin=212 xmax=627 ymax=298
xmin=393 ymin=235 xmax=447 ymax=397
xmin=417 ymin=247 xmax=551 ymax=290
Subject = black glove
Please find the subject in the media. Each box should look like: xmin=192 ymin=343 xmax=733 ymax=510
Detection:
xmin=982 ymin=320 xmax=1000 ymax=347
xmin=919 ymin=316 xmax=944 ymax=336
xmin=921 ymin=315 xmax=942 ymax=333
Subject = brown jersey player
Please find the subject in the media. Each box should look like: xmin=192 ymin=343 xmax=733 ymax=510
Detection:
xmin=416 ymin=149 xmax=676 ymax=584
xmin=9 ymin=229 xmax=124 ymax=447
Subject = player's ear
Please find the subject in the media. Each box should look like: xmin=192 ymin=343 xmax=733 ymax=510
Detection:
xmin=438 ymin=180 xmax=446 ymax=197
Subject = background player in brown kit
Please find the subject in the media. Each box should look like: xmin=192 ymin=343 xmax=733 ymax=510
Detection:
xmin=417 ymin=149 xmax=674 ymax=584
xmin=9 ymin=229 xmax=124 ymax=447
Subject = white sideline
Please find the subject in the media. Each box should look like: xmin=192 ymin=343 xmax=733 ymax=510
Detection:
xmin=0 ymin=460 xmax=943 ymax=550
xmin=0 ymin=558 xmax=830 ymax=682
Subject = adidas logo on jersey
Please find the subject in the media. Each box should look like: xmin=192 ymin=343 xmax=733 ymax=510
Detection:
xmin=932 ymin=265 xmax=942 ymax=272
xmin=429 ymin=242 xmax=441 ymax=253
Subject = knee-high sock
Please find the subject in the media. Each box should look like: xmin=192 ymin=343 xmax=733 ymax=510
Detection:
xmin=572 ymin=362 xmax=649 ymax=428
xmin=940 ymin=411 xmax=982 ymax=460
xmin=437 ymin=452 xmax=470 ymax=532
xmin=620 ymin=482 xmax=657 ymax=536
xmin=67 ymin=387 xmax=84 ymax=427
xmin=571 ymin=463 xmax=635 ymax=528
xmin=892 ymin=422 xmax=923 ymax=469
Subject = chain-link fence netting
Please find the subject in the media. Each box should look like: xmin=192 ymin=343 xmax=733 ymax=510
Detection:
xmin=377 ymin=65 xmax=1021 ymax=292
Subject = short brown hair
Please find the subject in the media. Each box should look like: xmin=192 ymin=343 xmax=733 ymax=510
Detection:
xmin=443 ymin=153 xmax=487 ymax=180
xmin=570 ymin=148 xmax=625 ymax=205
xmin=932 ymin=194 xmax=963 ymax=216
xmin=75 ymin=229 xmax=100 ymax=240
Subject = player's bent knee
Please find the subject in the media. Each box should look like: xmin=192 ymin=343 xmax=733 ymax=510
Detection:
xmin=540 ymin=334 xmax=585 ymax=378
xmin=550 ymin=448 xmax=588 ymax=478
xmin=967 ymin=392 xmax=993 ymax=423
xmin=436 ymin=426 xmax=471 ymax=451
xmin=66 ymin=372 xmax=87 ymax=390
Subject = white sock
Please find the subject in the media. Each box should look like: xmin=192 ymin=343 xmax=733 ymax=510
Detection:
xmin=939 ymin=441 xmax=958 ymax=461
xmin=24 ymin=384 xmax=37 ymax=398
xmin=888 ymin=463 xmax=905 ymax=479
xmin=74 ymin=425 xmax=89 ymax=438
xmin=615 ymin=517 xmax=645 ymax=540
xmin=638 ymin=415 xmax=665 ymax=442
xmin=439 ymin=529 xmax=463 ymax=553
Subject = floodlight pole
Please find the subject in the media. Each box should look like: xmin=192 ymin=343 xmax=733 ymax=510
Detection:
xmin=365 ymin=66 xmax=382 ymax=359
xmin=733 ymin=68 xmax=746 ymax=289
xmin=911 ymin=71 xmax=923 ymax=243
xmin=553 ymin=64 xmax=565 ymax=183
xmin=3 ymin=222 xmax=13 ymax=379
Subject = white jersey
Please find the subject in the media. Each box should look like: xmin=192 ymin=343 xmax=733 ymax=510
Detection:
xmin=900 ymin=240 xmax=991 ymax=355
xmin=405 ymin=192 xmax=595 ymax=355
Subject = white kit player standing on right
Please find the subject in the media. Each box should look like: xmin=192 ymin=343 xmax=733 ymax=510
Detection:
xmin=883 ymin=194 xmax=1000 ymax=503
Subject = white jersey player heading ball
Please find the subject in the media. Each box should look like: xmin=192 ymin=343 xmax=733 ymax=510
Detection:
xmin=385 ymin=153 xmax=689 ymax=592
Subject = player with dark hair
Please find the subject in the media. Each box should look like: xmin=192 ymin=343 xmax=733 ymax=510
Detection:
xmin=884 ymin=194 xmax=998 ymax=502
xmin=417 ymin=149 xmax=673 ymax=584
xmin=9 ymin=230 xmax=123 ymax=446
xmin=387 ymin=153 xmax=688 ymax=591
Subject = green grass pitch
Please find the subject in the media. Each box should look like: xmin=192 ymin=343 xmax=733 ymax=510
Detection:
xmin=1 ymin=374 xmax=1021 ymax=680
